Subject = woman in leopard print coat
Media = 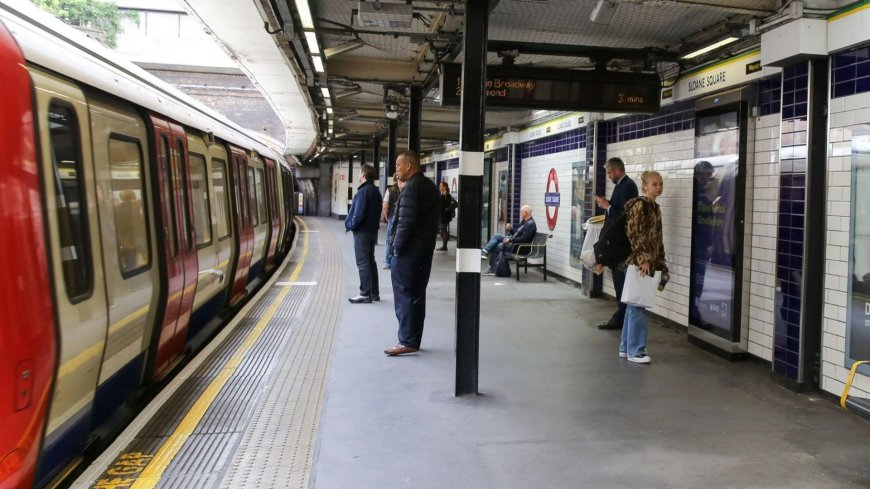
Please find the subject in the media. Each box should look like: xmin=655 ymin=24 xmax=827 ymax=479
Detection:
xmin=619 ymin=170 xmax=669 ymax=364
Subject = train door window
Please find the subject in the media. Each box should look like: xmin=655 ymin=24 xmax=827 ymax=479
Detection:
xmin=109 ymin=135 xmax=151 ymax=276
xmin=176 ymin=140 xmax=192 ymax=250
xmin=189 ymin=153 xmax=212 ymax=247
xmin=256 ymin=168 xmax=267 ymax=224
xmin=248 ymin=167 xmax=259 ymax=226
xmin=212 ymin=159 xmax=231 ymax=239
xmin=236 ymin=159 xmax=249 ymax=227
xmin=48 ymin=102 xmax=92 ymax=301
xmin=160 ymin=135 xmax=177 ymax=257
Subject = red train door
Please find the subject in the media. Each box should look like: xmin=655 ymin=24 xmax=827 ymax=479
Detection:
xmin=228 ymin=146 xmax=253 ymax=306
xmin=148 ymin=116 xmax=198 ymax=381
xmin=264 ymin=158 xmax=280 ymax=270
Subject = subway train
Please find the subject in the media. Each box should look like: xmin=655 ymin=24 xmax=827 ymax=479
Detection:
xmin=0 ymin=3 xmax=299 ymax=488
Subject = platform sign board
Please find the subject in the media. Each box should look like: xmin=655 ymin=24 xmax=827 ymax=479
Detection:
xmin=440 ymin=63 xmax=660 ymax=113
xmin=847 ymin=135 xmax=870 ymax=364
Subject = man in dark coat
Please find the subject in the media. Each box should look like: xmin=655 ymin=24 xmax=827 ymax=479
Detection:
xmin=345 ymin=163 xmax=383 ymax=303
xmin=384 ymin=150 xmax=440 ymax=356
xmin=481 ymin=205 xmax=537 ymax=275
xmin=594 ymin=157 xmax=638 ymax=330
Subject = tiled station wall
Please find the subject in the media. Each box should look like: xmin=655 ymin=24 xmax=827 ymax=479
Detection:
xmin=824 ymin=88 xmax=870 ymax=399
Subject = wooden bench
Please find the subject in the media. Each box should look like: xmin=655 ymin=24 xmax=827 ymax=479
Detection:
xmin=505 ymin=233 xmax=550 ymax=281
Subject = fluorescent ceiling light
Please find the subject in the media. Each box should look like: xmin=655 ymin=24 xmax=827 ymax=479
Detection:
xmin=682 ymin=37 xmax=739 ymax=59
xmin=305 ymin=31 xmax=320 ymax=54
xmin=324 ymin=98 xmax=332 ymax=107
xmin=294 ymin=0 xmax=314 ymax=29
xmin=326 ymin=107 xmax=334 ymax=114
xmin=312 ymin=56 xmax=324 ymax=73
xmin=321 ymin=87 xmax=330 ymax=98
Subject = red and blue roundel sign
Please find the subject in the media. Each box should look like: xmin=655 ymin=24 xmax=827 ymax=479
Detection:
xmin=545 ymin=168 xmax=560 ymax=231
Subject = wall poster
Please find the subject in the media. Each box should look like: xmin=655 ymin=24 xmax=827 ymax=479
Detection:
xmin=570 ymin=161 xmax=586 ymax=269
xmin=848 ymin=134 xmax=870 ymax=364
xmin=689 ymin=109 xmax=741 ymax=340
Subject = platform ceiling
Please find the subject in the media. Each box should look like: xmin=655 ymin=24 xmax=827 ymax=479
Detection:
xmin=183 ymin=0 xmax=845 ymax=160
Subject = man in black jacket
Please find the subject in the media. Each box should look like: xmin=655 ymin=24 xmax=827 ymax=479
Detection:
xmin=594 ymin=157 xmax=638 ymax=330
xmin=345 ymin=164 xmax=383 ymax=304
xmin=481 ymin=205 xmax=537 ymax=275
xmin=384 ymin=150 xmax=440 ymax=356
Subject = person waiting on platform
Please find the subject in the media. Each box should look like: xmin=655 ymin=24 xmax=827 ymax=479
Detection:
xmin=481 ymin=205 xmax=537 ymax=275
xmin=436 ymin=180 xmax=458 ymax=251
xmin=345 ymin=163 xmax=383 ymax=304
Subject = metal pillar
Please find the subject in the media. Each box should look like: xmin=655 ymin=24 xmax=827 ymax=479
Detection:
xmin=388 ymin=119 xmax=398 ymax=177
xmin=455 ymin=0 xmax=488 ymax=396
xmin=408 ymin=85 xmax=423 ymax=154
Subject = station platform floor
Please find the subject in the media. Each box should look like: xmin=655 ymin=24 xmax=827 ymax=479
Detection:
xmin=74 ymin=216 xmax=870 ymax=489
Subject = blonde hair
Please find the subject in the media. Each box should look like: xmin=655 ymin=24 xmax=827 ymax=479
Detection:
xmin=640 ymin=170 xmax=662 ymax=194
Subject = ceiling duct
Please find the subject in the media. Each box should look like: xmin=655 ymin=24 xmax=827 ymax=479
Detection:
xmin=358 ymin=1 xmax=413 ymax=29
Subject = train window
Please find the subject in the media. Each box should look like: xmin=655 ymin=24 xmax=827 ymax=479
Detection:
xmin=176 ymin=140 xmax=192 ymax=250
xmin=248 ymin=167 xmax=259 ymax=226
xmin=109 ymin=136 xmax=151 ymax=276
xmin=160 ymin=135 xmax=177 ymax=257
xmin=189 ymin=153 xmax=212 ymax=247
xmin=48 ymin=102 xmax=93 ymax=302
xmin=212 ymin=159 xmax=231 ymax=239
xmin=256 ymin=168 xmax=267 ymax=225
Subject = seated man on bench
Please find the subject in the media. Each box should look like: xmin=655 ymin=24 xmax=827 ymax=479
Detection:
xmin=482 ymin=205 xmax=537 ymax=275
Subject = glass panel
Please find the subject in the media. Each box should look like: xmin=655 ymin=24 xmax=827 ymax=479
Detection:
xmin=690 ymin=110 xmax=740 ymax=337
xmin=49 ymin=103 xmax=92 ymax=300
xmin=177 ymin=140 xmax=191 ymax=250
xmin=212 ymin=159 xmax=230 ymax=239
xmin=256 ymin=168 xmax=267 ymax=225
xmin=248 ymin=167 xmax=259 ymax=226
xmin=109 ymin=137 xmax=150 ymax=274
xmin=189 ymin=153 xmax=212 ymax=246
xmin=569 ymin=161 xmax=586 ymax=269
xmin=848 ymin=134 xmax=870 ymax=362
xmin=161 ymin=136 xmax=176 ymax=257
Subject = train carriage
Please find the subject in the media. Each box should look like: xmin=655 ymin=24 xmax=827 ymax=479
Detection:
xmin=0 ymin=3 xmax=298 ymax=487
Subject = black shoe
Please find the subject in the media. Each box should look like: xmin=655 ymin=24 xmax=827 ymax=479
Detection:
xmin=372 ymin=295 xmax=381 ymax=302
xmin=436 ymin=246 xmax=448 ymax=251
xmin=597 ymin=320 xmax=621 ymax=330
xmin=348 ymin=295 xmax=372 ymax=304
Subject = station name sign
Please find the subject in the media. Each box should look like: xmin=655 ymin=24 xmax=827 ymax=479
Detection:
xmin=440 ymin=63 xmax=660 ymax=113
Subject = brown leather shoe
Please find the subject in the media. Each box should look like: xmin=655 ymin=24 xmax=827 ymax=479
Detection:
xmin=384 ymin=344 xmax=419 ymax=356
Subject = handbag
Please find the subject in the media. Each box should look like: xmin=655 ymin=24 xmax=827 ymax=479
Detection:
xmin=495 ymin=250 xmax=512 ymax=277
xmin=621 ymin=264 xmax=661 ymax=309
xmin=593 ymin=212 xmax=631 ymax=268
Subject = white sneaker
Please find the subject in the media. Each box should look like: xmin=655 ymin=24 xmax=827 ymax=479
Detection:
xmin=618 ymin=351 xmax=627 ymax=358
xmin=628 ymin=355 xmax=651 ymax=364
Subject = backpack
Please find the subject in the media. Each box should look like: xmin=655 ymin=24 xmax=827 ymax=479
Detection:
xmin=495 ymin=250 xmax=512 ymax=277
xmin=449 ymin=195 xmax=458 ymax=219
xmin=593 ymin=212 xmax=631 ymax=268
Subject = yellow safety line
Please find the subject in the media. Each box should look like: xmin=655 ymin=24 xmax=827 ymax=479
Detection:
xmin=127 ymin=218 xmax=309 ymax=489
xmin=839 ymin=360 xmax=869 ymax=410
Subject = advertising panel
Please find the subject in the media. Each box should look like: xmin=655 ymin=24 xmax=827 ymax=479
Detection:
xmin=689 ymin=110 xmax=741 ymax=339
xmin=848 ymin=135 xmax=870 ymax=363
xmin=570 ymin=161 xmax=586 ymax=269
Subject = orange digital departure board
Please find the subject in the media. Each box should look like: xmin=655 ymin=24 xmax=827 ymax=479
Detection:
xmin=440 ymin=62 xmax=661 ymax=113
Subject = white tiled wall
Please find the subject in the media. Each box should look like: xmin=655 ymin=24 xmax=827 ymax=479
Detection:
xmin=606 ymin=130 xmax=695 ymax=325
xmin=746 ymin=114 xmax=781 ymax=362
xmin=822 ymin=92 xmax=870 ymax=399
xmin=520 ymin=149 xmax=586 ymax=284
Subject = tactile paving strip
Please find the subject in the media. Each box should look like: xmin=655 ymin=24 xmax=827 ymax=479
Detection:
xmin=219 ymin=223 xmax=343 ymax=489
xmin=86 ymin=218 xmax=342 ymax=489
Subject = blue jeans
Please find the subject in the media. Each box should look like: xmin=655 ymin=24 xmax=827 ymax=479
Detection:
xmin=483 ymin=234 xmax=507 ymax=253
xmin=384 ymin=219 xmax=394 ymax=269
xmin=620 ymin=305 xmax=648 ymax=357
xmin=353 ymin=231 xmax=379 ymax=297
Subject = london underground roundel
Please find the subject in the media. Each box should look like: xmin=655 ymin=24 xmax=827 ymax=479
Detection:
xmin=545 ymin=168 xmax=560 ymax=231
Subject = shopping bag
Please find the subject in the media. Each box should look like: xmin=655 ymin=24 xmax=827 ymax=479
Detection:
xmin=620 ymin=264 xmax=661 ymax=309
xmin=580 ymin=216 xmax=603 ymax=267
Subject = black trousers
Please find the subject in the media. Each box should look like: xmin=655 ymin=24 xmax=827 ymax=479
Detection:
xmin=391 ymin=246 xmax=434 ymax=348
xmin=353 ymin=231 xmax=379 ymax=297
xmin=609 ymin=265 xmax=627 ymax=326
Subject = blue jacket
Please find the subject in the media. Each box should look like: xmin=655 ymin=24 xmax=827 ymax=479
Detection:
xmin=508 ymin=217 xmax=537 ymax=245
xmin=345 ymin=180 xmax=382 ymax=234
xmin=606 ymin=175 xmax=638 ymax=224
